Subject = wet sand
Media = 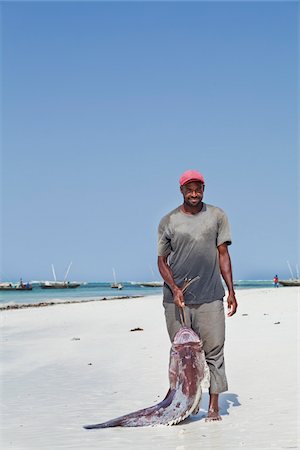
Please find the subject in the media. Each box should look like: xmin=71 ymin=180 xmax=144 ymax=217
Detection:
xmin=1 ymin=287 xmax=299 ymax=449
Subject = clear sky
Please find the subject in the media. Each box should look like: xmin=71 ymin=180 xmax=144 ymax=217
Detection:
xmin=1 ymin=1 xmax=298 ymax=282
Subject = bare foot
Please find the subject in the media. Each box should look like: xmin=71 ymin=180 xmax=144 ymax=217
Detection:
xmin=205 ymin=408 xmax=222 ymax=422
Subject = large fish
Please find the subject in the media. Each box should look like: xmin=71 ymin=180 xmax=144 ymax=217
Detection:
xmin=83 ymin=326 xmax=209 ymax=429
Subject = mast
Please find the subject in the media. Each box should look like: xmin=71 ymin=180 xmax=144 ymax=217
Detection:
xmin=112 ymin=268 xmax=117 ymax=284
xmin=51 ymin=264 xmax=57 ymax=281
xmin=150 ymin=264 xmax=156 ymax=280
xmin=286 ymin=260 xmax=295 ymax=279
xmin=64 ymin=261 xmax=73 ymax=282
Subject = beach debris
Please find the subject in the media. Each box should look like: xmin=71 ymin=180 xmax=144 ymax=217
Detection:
xmin=71 ymin=337 xmax=80 ymax=341
xmin=242 ymin=314 xmax=248 ymax=316
xmin=83 ymin=326 xmax=209 ymax=429
xmin=88 ymin=363 xmax=93 ymax=365
xmin=274 ymin=322 xmax=280 ymax=325
xmin=130 ymin=327 xmax=144 ymax=332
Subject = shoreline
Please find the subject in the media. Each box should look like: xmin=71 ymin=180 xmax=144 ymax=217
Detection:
xmin=0 ymin=285 xmax=295 ymax=312
xmin=0 ymin=294 xmax=144 ymax=311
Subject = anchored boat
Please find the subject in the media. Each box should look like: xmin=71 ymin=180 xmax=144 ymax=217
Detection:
xmin=40 ymin=262 xmax=82 ymax=289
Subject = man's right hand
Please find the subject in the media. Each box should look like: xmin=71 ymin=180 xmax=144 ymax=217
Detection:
xmin=157 ymin=256 xmax=185 ymax=308
xmin=173 ymin=286 xmax=185 ymax=308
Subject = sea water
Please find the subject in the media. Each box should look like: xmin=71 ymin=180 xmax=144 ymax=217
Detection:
xmin=0 ymin=280 xmax=275 ymax=309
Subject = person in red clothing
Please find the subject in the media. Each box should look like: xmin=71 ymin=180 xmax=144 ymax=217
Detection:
xmin=273 ymin=275 xmax=279 ymax=287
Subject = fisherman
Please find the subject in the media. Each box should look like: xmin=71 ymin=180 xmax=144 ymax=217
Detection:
xmin=157 ymin=169 xmax=238 ymax=422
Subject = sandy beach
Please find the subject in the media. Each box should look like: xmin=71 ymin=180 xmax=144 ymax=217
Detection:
xmin=1 ymin=287 xmax=299 ymax=450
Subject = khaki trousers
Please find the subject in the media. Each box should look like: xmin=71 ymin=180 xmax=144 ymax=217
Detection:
xmin=163 ymin=300 xmax=228 ymax=394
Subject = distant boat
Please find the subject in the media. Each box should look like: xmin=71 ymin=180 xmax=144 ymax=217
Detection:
xmin=136 ymin=281 xmax=163 ymax=287
xmin=278 ymin=279 xmax=300 ymax=287
xmin=40 ymin=281 xmax=81 ymax=289
xmin=40 ymin=262 xmax=82 ymax=289
xmin=278 ymin=261 xmax=300 ymax=286
xmin=0 ymin=282 xmax=32 ymax=291
xmin=133 ymin=265 xmax=163 ymax=287
xmin=111 ymin=268 xmax=123 ymax=289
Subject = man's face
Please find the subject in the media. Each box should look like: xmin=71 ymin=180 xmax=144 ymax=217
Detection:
xmin=180 ymin=181 xmax=204 ymax=207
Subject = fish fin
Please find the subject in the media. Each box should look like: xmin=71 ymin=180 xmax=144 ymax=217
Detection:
xmin=200 ymin=361 xmax=210 ymax=390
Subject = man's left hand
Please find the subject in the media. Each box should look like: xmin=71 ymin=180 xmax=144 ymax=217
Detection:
xmin=227 ymin=292 xmax=238 ymax=317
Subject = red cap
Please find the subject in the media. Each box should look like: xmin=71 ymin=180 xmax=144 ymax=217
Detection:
xmin=179 ymin=170 xmax=205 ymax=186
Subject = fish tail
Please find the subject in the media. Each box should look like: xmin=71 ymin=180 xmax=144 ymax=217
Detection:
xmin=83 ymin=418 xmax=122 ymax=429
xmin=83 ymin=390 xmax=176 ymax=429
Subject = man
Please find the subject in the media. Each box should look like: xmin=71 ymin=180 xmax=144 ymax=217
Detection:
xmin=157 ymin=169 xmax=237 ymax=422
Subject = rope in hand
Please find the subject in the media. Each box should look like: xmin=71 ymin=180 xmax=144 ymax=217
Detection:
xmin=178 ymin=276 xmax=200 ymax=327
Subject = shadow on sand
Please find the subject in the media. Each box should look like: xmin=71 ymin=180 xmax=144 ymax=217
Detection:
xmin=187 ymin=392 xmax=241 ymax=423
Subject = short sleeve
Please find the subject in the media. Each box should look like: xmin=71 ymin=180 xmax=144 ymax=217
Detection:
xmin=217 ymin=211 xmax=232 ymax=247
xmin=158 ymin=216 xmax=172 ymax=257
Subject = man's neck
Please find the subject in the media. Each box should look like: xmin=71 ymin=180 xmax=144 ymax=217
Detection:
xmin=180 ymin=201 xmax=204 ymax=215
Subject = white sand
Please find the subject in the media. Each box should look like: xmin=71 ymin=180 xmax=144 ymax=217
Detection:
xmin=1 ymin=287 xmax=299 ymax=449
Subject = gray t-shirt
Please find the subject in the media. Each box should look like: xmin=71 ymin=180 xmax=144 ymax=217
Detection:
xmin=158 ymin=203 xmax=232 ymax=304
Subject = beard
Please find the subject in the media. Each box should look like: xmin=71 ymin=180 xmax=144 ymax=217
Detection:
xmin=186 ymin=197 xmax=202 ymax=207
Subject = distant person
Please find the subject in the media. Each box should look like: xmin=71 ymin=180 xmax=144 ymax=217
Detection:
xmin=19 ymin=278 xmax=24 ymax=288
xmin=158 ymin=169 xmax=238 ymax=422
xmin=273 ymin=275 xmax=279 ymax=288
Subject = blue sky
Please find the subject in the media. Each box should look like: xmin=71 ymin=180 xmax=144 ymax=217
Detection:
xmin=1 ymin=1 xmax=298 ymax=282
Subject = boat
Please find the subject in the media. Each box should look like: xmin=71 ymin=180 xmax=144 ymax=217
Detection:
xmin=278 ymin=279 xmax=300 ymax=287
xmin=40 ymin=281 xmax=81 ymax=289
xmin=40 ymin=262 xmax=82 ymax=289
xmin=111 ymin=268 xmax=123 ymax=289
xmin=135 ymin=281 xmax=163 ymax=287
xmin=0 ymin=282 xmax=32 ymax=291
xmin=133 ymin=265 xmax=163 ymax=287
xmin=278 ymin=261 xmax=300 ymax=286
